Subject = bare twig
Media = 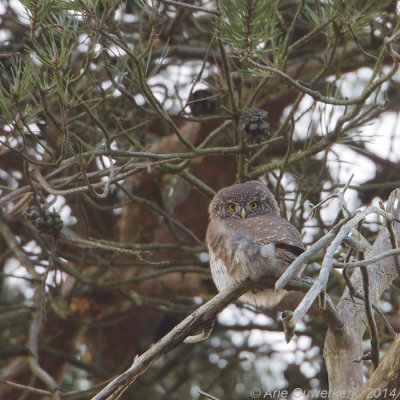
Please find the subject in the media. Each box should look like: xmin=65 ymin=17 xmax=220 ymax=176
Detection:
xmin=388 ymin=221 xmax=400 ymax=276
xmin=157 ymin=0 xmax=220 ymax=15
xmin=288 ymin=207 xmax=400 ymax=327
xmin=360 ymin=265 xmax=380 ymax=369
xmin=247 ymin=56 xmax=399 ymax=107
xmin=275 ymin=217 xmax=349 ymax=292
xmin=333 ymin=248 xmax=400 ymax=268
xmin=27 ymin=311 xmax=61 ymax=399
xmin=58 ymin=233 xmax=144 ymax=257
xmin=40 ymin=237 xmax=57 ymax=321
xmin=197 ymin=389 xmax=222 ymax=400
xmin=0 ymin=379 xmax=51 ymax=396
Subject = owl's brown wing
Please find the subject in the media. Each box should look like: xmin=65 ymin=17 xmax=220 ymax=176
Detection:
xmin=207 ymin=213 xmax=304 ymax=280
xmin=253 ymin=213 xmax=305 ymax=265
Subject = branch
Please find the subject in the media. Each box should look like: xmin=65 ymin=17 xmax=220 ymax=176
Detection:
xmin=27 ymin=311 xmax=61 ymax=399
xmin=360 ymin=265 xmax=380 ymax=370
xmin=0 ymin=379 xmax=51 ymax=396
xmin=247 ymin=55 xmax=399 ymax=107
xmin=333 ymin=248 xmax=400 ymax=268
xmin=275 ymin=218 xmax=348 ymax=291
xmin=157 ymin=0 xmax=220 ymax=15
xmin=90 ymin=275 xmax=315 ymax=400
xmin=288 ymin=207 xmax=399 ymax=328
xmin=324 ymin=189 xmax=400 ymax=399
xmin=351 ymin=335 xmax=400 ymax=400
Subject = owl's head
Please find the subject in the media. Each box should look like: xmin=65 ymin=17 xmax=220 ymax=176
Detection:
xmin=209 ymin=181 xmax=280 ymax=219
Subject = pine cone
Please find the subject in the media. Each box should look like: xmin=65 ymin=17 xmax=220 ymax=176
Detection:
xmin=239 ymin=108 xmax=270 ymax=142
xmin=24 ymin=206 xmax=64 ymax=236
xmin=188 ymin=89 xmax=218 ymax=116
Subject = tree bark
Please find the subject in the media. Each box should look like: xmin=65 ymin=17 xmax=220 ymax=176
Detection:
xmin=352 ymin=334 xmax=400 ymax=400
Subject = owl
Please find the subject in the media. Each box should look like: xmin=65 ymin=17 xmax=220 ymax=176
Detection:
xmin=206 ymin=181 xmax=305 ymax=308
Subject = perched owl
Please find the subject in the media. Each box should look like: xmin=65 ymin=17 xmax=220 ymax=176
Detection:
xmin=206 ymin=181 xmax=305 ymax=308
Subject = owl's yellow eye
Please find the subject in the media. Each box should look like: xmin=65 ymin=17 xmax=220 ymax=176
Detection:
xmin=227 ymin=203 xmax=236 ymax=212
xmin=250 ymin=201 xmax=259 ymax=210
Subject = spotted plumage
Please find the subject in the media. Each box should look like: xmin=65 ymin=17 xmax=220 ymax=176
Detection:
xmin=206 ymin=181 xmax=305 ymax=308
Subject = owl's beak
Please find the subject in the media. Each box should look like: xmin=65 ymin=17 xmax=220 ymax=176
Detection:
xmin=240 ymin=208 xmax=247 ymax=219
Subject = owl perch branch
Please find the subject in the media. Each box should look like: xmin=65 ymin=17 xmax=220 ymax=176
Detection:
xmin=90 ymin=275 xmax=324 ymax=400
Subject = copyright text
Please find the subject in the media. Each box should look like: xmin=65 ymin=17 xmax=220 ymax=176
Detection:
xmin=249 ymin=388 xmax=400 ymax=399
